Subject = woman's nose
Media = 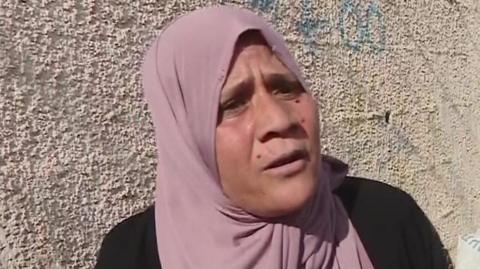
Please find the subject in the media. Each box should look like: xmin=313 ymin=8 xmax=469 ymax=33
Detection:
xmin=254 ymin=92 xmax=298 ymax=143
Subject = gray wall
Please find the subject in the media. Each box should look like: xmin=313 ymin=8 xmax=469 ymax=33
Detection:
xmin=1 ymin=0 xmax=479 ymax=267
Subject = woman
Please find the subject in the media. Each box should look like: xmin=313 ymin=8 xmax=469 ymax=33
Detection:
xmin=95 ymin=6 xmax=451 ymax=269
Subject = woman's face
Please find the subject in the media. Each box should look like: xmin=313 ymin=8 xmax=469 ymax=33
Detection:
xmin=215 ymin=34 xmax=320 ymax=218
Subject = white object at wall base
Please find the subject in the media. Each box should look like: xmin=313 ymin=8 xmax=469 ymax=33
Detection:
xmin=456 ymin=230 xmax=480 ymax=269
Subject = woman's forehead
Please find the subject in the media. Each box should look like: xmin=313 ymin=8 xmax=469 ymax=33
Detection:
xmin=229 ymin=47 xmax=292 ymax=76
xmin=229 ymin=31 xmax=271 ymax=66
xmin=236 ymin=30 xmax=269 ymax=47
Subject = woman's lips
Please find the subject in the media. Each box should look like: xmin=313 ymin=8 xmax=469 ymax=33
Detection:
xmin=262 ymin=149 xmax=309 ymax=177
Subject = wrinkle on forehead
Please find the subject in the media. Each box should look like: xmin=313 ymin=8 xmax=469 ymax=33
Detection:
xmin=227 ymin=30 xmax=271 ymax=73
xmin=236 ymin=30 xmax=269 ymax=48
xmin=223 ymin=30 xmax=298 ymax=89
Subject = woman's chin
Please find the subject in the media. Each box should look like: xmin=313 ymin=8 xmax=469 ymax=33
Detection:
xmin=251 ymin=174 xmax=318 ymax=219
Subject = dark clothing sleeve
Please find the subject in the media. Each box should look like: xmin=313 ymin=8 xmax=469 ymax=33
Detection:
xmin=334 ymin=177 xmax=453 ymax=269
xmin=95 ymin=177 xmax=452 ymax=269
xmin=95 ymin=206 xmax=161 ymax=269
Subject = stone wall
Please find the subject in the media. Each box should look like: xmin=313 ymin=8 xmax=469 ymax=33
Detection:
xmin=1 ymin=0 xmax=479 ymax=267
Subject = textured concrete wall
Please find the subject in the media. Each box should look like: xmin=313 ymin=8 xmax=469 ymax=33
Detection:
xmin=1 ymin=0 xmax=479 ymax=268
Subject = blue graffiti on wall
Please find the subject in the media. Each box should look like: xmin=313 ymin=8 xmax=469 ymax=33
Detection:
xmin=296 ymin=0 xmax=332 ymax=54
xmin=249 ymin=0 xmax=281 ymax=22
xmin=244 ymin=0 xmax=386 ymax=54
xmin=338 ymin=0 xmax=386 ymax=53
xmin=250 ymin=0 xmax=275 ymax=12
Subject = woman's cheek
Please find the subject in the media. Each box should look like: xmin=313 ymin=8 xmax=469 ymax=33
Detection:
xmin=301 ymin=98 xmax=317 ymax=129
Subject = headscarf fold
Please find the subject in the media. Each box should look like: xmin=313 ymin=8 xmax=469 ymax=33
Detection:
xmin=141 ymin=5 xmax=374 ymax=269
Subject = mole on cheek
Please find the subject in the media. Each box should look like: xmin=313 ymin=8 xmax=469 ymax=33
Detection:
xmin=295 ymin=99 xmax=300 ymax=103
xmin=256 ymin=154 xmax=262 ymax=159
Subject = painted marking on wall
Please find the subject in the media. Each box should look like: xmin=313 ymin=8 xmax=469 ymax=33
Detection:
xmin=250 ymin=0 xmax=276 ymax=12
xmin=296 ymin=0 xmax=333 ymax=55
xmin=339 ymin=0 xmax=386 ymax=53
xmin=249 ymin=0 xmax=281 ymax=23
xmin=240 ymin=0 xmax=387 ymax=54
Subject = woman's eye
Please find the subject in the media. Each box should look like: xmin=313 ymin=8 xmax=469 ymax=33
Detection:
xmin=219 ymin=98 xmax=248 ymax=118
xmin=273 ymin=83 xmax=303 ymax=98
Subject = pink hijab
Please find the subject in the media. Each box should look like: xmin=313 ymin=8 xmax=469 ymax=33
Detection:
xmin=141 ymin=5 xmax=374 ymax=269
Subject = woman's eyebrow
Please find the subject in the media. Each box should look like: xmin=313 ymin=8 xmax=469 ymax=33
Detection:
xmin=263 ymin=73 xmax=299 ymax=86
xmin=221 ymin=78 xmax=254 ymax=101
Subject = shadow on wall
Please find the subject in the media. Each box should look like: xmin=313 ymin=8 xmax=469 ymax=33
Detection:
xmin=227 ymin=0 xmax=387 ymax=55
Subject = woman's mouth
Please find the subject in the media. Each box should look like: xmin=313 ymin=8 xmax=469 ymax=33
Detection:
xmin=262 ymin=149 xmax=309 ymax=177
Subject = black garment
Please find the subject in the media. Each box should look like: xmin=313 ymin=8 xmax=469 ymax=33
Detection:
xmin=95 ymin=177 xmax=452 ymax=269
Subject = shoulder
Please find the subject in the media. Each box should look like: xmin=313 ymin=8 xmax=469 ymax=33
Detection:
xmin=335 ymin=176 xmax=417 ymax=220
xmin=100 ymin=205 xmax=155 ymax=249
xmin=95 ymin=205 xmax=159 ymax=269
xmin=335 ymin=177 xmax=452 ymax=269
xmin=334 ymin=176 xmax=427 ymax=241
